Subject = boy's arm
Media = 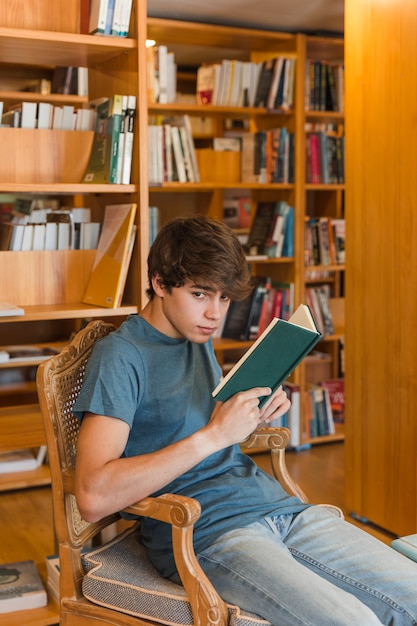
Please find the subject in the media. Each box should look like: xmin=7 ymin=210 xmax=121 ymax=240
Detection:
xmin=75 ymin=384 xmax=285 ymax=523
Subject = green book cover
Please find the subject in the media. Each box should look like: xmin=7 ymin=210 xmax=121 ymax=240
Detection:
xmin=212 ymin=304 xmax=322 ymax=407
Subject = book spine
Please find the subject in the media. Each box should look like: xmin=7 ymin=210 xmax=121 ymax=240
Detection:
xmin=89 ymin=0 xmax=109 ymax=35
xmin=121 ymin=95 xmax=136 ymax=185
xmin=109 ymin=94 xmax=123 ymax=183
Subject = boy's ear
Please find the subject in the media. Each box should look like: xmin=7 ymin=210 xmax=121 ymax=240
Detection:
xmin=151 ymin=273 xmax=165 ymax=297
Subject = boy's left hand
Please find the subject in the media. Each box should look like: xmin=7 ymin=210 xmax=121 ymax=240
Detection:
xmin=258 ymin=386 xmax=290 ymax=425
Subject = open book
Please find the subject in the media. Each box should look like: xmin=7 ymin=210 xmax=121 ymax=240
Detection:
xmin=212 ymin=304 xmax=322 ymax=407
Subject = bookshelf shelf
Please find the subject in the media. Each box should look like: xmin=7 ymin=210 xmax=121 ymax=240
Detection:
xmin=149 ymin=102 xmax=294 ymax=119
xmin=0 ymin=183 xmax=137 ymax=193
xmin=149 ymin=182 xmax=295 ymax=192
xmin=0 ymin=26 xmax=136 ymax=66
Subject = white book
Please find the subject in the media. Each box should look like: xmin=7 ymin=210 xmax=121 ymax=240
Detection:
xmin=0 ymin=446 xmax=47 ymax=474
xmin=89 ymin=0 xmax=109 ymax=34
xmin=116 ymin=94 xmax=127 ymax=183
xmin=77 ymin=67 xmax=89 ymax=97
xmin=111 ymin=0 xmax=124 ymax=35
xmin=166 ymin=51 xmax=177 ymax=103
xmin=120 ymin=0 xmax=133 ymax=37
xmin=157 ymin=45 xmax=168 ymax=104
xmin=0 ymin=560 xmax=47 ymax=613
xmin=21 ymin=224 xmax=34 ymax=251
xmin=61 ymin=105 xmax=75 ymax=130
xmin=21 ymin=101 xmax=37 ymax=129
xmin=37 ymin=102 xmax=53 ymax=129
xmin=52 ymin=106 xmax=63 ymax=129
xmin=121 ymin=95 xmax=136 ymax=184
xmin=57 ymin=223 xmax=71 ymax=250
xmin=32 ymin=224 xmax=46 ymax=251
xmin=80 ymin=222 xmax=101 ymax=249
xmin=0 ymin=303 xmax=25 ymax=317
xmin=44 ymin=222 xmax=58 ymax=250
xmin=9 ymin=224 xmax=25 ymax=251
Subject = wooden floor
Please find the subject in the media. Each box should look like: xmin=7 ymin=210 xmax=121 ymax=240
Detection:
xmin=0 ymin=442 xmax=397 ymax=615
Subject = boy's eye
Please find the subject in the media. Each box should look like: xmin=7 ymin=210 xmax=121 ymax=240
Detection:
xmin=220 ymin=294 xmax=230 ymax=302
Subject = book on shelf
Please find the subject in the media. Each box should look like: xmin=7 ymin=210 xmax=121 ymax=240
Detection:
xmin=0 ymin=446 xmax=47 ymax=474
xmin=45 ymin=554 xmax=60 ymax=606
xmin=280 ymin=382 xmax=301 ymax=447
xmin=82 ymin=203 xmax=137 ymax=308
xmin=321 ymin=378 xmax=345 ymax=423
xmin=0 ymin=344 xmax=60 ymax=362
xmin=212 ymin=303 xmax=322 ymax=407
xmin=83 ymin=95 xmax=125 ymax=184
xmin=0 ymin=302 xmax=25 ymax=317
xmin=89 ymin=0 xmax=109 ymax=34
xmin=0 ymin=560 xmax=47 ymax=614
xmin=121 ymin=95 xmax=136 ymax=184
xmin=220 ymin=278 xmax=267 ymax=342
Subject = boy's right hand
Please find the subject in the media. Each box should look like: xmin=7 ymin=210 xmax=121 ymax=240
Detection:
xmin=209 ymin=387 xmax=272 ymax=447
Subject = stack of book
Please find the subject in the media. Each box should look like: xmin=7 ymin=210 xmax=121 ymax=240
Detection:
xmin=83 ymin=94 xmax=136 ymax=184
xmin=305 ymin=130 xmax=345 ymax=184
xmin=305 ymin=59 xmax=344 ymax=112
xmin=0 ymin=206 xmax=101 ymax=251
xmin=304 ymin=217 xmax=345 ymax=266
xmin=305 ymin=285 xmax=334 ymax=336
xmin=1 ymin=100 xmax=94 ymax=131
xmin=87 ymin=0 xmax=133 ymax=37
xmin=195 ymin=55 xmax=296 ymax=110
xmin=218 ymin=278 xmax=294 ymax=342
xmin=244 ymin=200 xmax=294 ymax=259
xmin=148 ymin=115 xmax=200 ymax=184
xmin=225 ymin=127 xmax=294 ymax=184
xmin=146 ymin=44 xmax=177 ymax=104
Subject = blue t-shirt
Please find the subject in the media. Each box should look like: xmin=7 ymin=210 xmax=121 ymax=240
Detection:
xmin=73 ymin=315 xmax=308 ymax=577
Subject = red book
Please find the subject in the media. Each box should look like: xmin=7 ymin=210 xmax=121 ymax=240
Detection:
xmin=321 ymin=379 xmax=345 ymax=423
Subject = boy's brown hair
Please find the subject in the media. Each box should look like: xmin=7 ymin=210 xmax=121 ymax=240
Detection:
xmin=146 ymin=215 xmax=253 ymax=301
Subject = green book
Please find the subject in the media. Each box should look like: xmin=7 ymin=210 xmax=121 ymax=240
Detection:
xmin=391 ymin=535 xmax=417 ymax=562
xmin=212 ymin=304 xmax=322 ymax=407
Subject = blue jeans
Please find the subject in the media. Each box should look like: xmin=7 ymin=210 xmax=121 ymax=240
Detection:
xmin=194 ymin=506 xmax=417 ymax=626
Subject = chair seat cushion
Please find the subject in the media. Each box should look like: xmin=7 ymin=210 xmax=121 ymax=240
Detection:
xmin=82 ymin=524 xmax=271 ymax=626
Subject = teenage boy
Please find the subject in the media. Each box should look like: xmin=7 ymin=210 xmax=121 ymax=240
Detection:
xmin=74 ymin=215 xmax=417 ymax=626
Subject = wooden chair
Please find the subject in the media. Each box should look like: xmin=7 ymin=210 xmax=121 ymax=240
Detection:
xmin=36 ymin=319 xmax=316 ymax=626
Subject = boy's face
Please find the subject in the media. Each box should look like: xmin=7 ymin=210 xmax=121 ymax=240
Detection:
xmin=153 ymin=277 xmax=231 ymax=343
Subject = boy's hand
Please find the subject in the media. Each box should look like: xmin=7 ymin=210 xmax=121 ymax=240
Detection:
xmin=258 ymin=385 xmax=291 ymax=425
xmin=209 ymin=387 xmax=272 ymax=446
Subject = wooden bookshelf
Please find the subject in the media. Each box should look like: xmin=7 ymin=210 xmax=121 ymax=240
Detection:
xmin=0 ymin=0 xmax=147 ymax=509
xmin=147 ymin=17 xmax=345 ymax=446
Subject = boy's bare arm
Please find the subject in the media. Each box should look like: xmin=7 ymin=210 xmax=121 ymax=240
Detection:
xmin=75 ymin=384 xmax=287 ymax=522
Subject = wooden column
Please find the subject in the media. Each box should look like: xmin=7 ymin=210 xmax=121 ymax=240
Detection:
xmin=345 ymin=0 xmax=417 ymax=535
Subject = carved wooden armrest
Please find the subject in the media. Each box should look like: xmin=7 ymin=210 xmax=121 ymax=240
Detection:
xmin=126 ymin=493 xmax=228 ymax=626
xmin=243 ymin=426 xmax=291 ymax=450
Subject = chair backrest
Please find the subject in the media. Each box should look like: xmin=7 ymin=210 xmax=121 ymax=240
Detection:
xmin=36 ymin=319 xmax=118 ymax=602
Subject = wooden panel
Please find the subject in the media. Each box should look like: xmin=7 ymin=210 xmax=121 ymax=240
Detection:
xmin=0 ymin=129 xmax=93 ymax=184
xmin=0 ymin=0 xmax=78 ymax=33
xmin=345 ymin=0 xmax=417 ymax=535
xmin=0 ymin=250 xmax=95 ymax=305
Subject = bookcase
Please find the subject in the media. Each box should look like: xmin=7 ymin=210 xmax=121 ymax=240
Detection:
xmin=147 ymin=17 xmax=345 ymax=447
xmin=0 ymin=0 xmax=148 ymax=503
